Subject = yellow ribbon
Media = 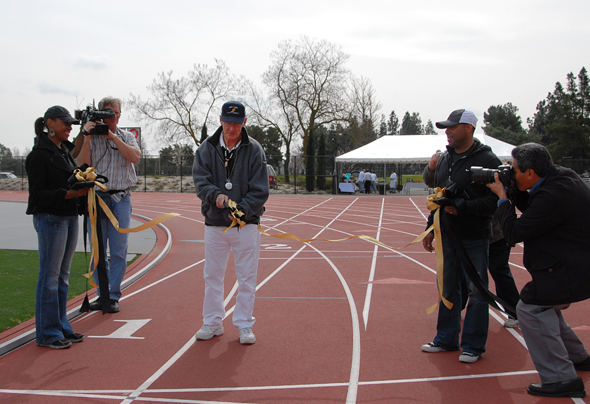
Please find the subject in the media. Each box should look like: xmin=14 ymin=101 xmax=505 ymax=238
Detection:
xmin=76 ymin=167 xmax=180 ymax=288
xmin=222 ymin=200 xmax=396 ymax=248
xmin=223 ymin=196 xmax=450 ymax=314
xmin=256 ymin=225 xmax=394 ymax=248
xmin=407 ymin=187 xmax=453 ymax=313
xmin=223 ymin=200 xmax=247 ymax=232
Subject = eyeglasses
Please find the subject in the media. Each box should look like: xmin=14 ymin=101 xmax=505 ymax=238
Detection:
xmin=60 ymin=119 xmax=73 ymax=126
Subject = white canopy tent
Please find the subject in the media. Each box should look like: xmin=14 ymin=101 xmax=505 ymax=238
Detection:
xmin=335 ymin=133 xmax=515 ymax=164
xmin=334 ymin=134 xmax=515 ymax=193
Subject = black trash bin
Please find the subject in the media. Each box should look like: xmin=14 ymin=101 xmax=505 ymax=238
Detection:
xmin=378 ymin=182 xmax=386 ymax=195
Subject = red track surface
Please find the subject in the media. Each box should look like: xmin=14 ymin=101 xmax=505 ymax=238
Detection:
xmin=1 ymin=190 xmax=589 ymax=404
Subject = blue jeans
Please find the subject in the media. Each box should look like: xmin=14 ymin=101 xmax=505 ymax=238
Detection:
xmin=433 ymin=235 xmax=489 ymax=355
xmin=33 ymin=213 xmax=78 ymax=344
xmin=90 ymin=193 xmax=131 ymax=301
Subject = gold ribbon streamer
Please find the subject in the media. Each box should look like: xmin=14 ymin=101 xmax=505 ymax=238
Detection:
xmin=223 ymin=197 xmax=449 ymax=314
xmin=221 ymin=200 xmax=395 ymax=249
xmin=223 ymin=200 xmax=247 ymax=232
xmin=77 ymin=168 xmax=180 ymax=288
xmin=407 ymin=187 xmax=453 ymax=313
xmin=256 ymin=225 xmax=393 ymax=249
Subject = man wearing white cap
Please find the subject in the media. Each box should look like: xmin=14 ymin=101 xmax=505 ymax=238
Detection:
xmin=421 ymin=109 xmax=501 ymax=363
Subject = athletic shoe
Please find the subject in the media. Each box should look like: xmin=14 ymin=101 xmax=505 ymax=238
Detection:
xmin=196 ymin=324 xmax=224 ymax=340
xmin=503 ymin=318 xmax=519 ymax=328
xmin=239 ymin=327 xmax=256 ymax=345
xmin=65 ymin=333 xmax=85 ymax=343
xmin=89 ymin=299 xmax=102 ymax=311
xmin=421 ymin=342 xmax=448 ymax=353
xmin=37 ymin=338 xmax=72 ymax=349
xmin=109 ymin=300 xmax=120 ymax=313
xmin=459 ymin=351 xmax=480 ymax=363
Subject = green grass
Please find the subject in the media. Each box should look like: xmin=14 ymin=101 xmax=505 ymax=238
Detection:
xmin=0 ymin=250 xmax=137 ymax=332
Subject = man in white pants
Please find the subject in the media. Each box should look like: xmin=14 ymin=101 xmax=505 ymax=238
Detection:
xmin=193 ymin=101 xmax=269 ymax=345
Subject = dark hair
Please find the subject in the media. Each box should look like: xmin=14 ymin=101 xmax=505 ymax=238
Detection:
xmin=512 ymin=142 xmax=554 ymax=177
xmin=34 ymin=117 xmax=46 ymax=136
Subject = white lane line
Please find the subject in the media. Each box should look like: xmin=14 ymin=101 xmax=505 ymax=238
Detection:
xmin=120 ymin=198 xmax=338 ymax=403
xmin=1 ymin=369 xmax=540 ymax=400
xmin=362 ymin=198 xmax=385 ymax=330
xmin=409 ymin=197 xmax=429 ymax=221
xmin=307 ymin=244 xmax=361 ymax=404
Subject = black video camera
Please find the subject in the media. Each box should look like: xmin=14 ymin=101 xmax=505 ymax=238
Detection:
xmin=75 ymin=103 xmax=115 ymax=136
xmin=470 ymin=164 xmax=514 ymax=187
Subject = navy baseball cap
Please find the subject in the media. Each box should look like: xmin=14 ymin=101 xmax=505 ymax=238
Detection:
xmin=220 ymin=101 xmax=246 ymax=124
xmin=435 ymin=109 xmax=477 ymax=129
xmin=44 ymin=105 xmax=80 ymax=124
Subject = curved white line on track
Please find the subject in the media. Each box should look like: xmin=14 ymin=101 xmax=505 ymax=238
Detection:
xmin=0 ymin=214 xmax=176 ymax=357
xmin=120 ymin=198 xmax=339 ymax=403
xmin=306 ymin=243 xmax=361 ymax=404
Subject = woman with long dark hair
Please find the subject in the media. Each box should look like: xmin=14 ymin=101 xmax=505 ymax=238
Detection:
xmin=26 ymin=106 xmax=89 ymax=349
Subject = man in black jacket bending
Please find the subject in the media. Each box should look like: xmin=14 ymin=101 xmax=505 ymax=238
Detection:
xmin=421 ymin=109 xmax=500 ymax=363
xmin=488 ymin=143 xmax=590 ymax=398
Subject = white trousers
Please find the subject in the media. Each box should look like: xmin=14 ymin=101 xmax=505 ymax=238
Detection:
xmin=202 ymin=224 xmax=261 ymax=330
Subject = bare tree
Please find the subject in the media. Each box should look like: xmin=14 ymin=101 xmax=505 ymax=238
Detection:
xmin=241 ymin=79 xmax=301 ymax=183
xmin=347 ymin=74 xmax=382 ymax=145
xmin=263 ymin=37 xmax=350 ymax=151
xmin=128 ymin=59 xmax=236 ymax=148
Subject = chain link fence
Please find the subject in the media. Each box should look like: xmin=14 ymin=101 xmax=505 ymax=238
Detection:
xmin=1 ymin=154 xmax=430 ymax=194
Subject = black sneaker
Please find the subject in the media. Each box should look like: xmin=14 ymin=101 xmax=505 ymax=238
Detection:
xmin=65 ymin=333 xmax=85 ymax=343
xmin=109 ymin=300 xmax=120 ymax=313
xmin=89 ymin=299 xmax=102 ymax=311
xmin=37 ymin=338 xmax=72 ymax=349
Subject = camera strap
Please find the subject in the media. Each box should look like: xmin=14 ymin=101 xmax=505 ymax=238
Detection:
xmin=439 ymin=212 xmax=517 ymax=318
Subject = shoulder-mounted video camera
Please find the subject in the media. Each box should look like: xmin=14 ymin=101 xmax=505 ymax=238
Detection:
xmin=75 ymin=102 xmax=115 ymax=136
xmin=470 ymin=164 xmax=514 ymax=187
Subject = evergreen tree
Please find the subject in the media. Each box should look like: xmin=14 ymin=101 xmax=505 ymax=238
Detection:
xmin=200 ymin=123 xmax=208 ymax=143
xmin=483 ymin=103 xmax=533 ymax=145
xmin=424 ymin=120 xmax=436 ymax=135
xmin=528 ymin=67 xmax=590 ymax=164
xmin=399 ymin=112 xmax=423 ymax=135
xmin=387 ymin=111 xmax=399 ymax=135
xmin=378 ymin=114 xmax=387 ymax=138
xmin=316 ymin=132 xmax=326 ymax=190
xmin=246 ymin=125 xmax=283 ymax=168
xmin=306 ymin=130 xmax=315 ymax=192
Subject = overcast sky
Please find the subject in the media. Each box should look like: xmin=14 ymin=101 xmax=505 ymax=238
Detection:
xmin=1 ymin=0 xmax=589 ymax=155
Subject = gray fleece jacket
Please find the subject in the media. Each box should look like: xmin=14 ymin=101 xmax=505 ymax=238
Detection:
xmin=193 ymin=125 xmax=269 ymax=227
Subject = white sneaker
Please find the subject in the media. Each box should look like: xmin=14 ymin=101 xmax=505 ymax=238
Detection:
xmin=503 ymin=318 xmax=519 ymax=328
xmin=421 ymin=342 xmax=448 ymax=353
xmin=196 ymin=324 xmax=224 ymax=340
xmin=459 ymin=351 xmax=480 ymax=363
xmin=239 ymin=327 xmax=256 ymax=345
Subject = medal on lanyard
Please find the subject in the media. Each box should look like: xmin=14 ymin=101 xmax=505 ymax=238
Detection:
xmin=225 ymin=181 xmax=233 ymax=190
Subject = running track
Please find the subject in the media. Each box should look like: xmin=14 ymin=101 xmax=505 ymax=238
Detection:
xmin=1 ymin=190 xmax=589 ymax=404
